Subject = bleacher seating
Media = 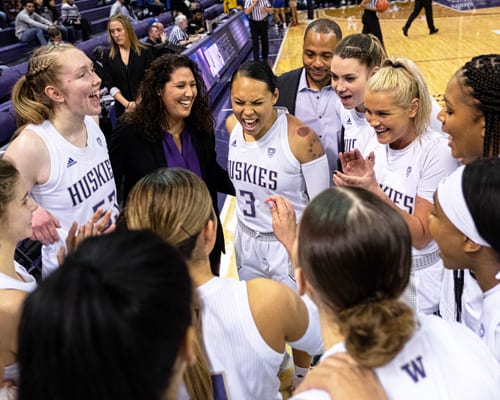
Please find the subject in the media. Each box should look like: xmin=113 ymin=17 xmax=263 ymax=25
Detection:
xmin=0 ymin=0 xmax=227 ymax=146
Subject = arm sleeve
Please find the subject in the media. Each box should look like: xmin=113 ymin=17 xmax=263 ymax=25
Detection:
xmin=302 ymin=154 xmax=330 ymax=200
xmin=287 ymin=294 xmax=324 ymax=355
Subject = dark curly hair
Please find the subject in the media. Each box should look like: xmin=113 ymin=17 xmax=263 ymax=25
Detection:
xmin=458 ymin=54 xmax=500 ymax=158
xmin=124 ymin=54 xmax=214 ymax=142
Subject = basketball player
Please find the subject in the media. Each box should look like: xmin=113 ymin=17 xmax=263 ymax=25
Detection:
xmin=333 ymin=57 xmax=458 ymax=314
xmin=226 ymin=60 xmax=330 ymax=290
xmin=431 ymin=159 xmax=500 ymax=362
xmin=284 ymin=187 xmax=500 ymax=399
xmin=5 ymin=44 xmax=119 ymax=278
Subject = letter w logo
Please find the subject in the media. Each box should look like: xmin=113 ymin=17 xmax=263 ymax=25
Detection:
xmin=401 ymin=356 xmax=426 ymax=383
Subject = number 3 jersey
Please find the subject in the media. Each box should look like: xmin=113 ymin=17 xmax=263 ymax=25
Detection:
xmin=227 ymin=108 xmax=309 ymax=232
xmin=29 ymin=116 xmax=119 ymax=277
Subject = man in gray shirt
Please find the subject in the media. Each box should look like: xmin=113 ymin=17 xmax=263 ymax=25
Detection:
xmin=15 ymin=0 xmax=52 ymax=45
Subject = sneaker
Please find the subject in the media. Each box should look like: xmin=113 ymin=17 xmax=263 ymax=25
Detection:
xmin=402 ymin=26 xmax=408 ymax=37
xmin=430 ymin=28 xmax=439 ymax=34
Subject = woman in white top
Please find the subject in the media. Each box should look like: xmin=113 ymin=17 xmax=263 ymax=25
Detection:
xmin=0 ymin=158 xmax=38 ymax=387
xmin=280 ymin=186 xmax=500 ymax=400
xmin=125 ymin=168 xmax=323 ymax=400
xmin=5 ymin=44 xmax=117 ymax=278
xmin=430 ymin=159 xmax=500 ymax=362
xmin=333 ymin=57 xmax=458 ymax=314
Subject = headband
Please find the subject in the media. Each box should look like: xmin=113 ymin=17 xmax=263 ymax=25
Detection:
xmin=437 ymin=166 xmax=491 ymax=248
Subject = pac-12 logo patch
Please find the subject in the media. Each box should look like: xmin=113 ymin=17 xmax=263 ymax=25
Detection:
xmin=96 ymin=137 xmax=103 ymax=147
xmin=267 ymin=147 xmax=276 ymax=158
xmin=406 ymin=166 xmax=412 ymax=177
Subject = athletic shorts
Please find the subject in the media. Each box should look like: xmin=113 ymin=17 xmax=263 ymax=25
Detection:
xmin=234 ymin=222 xmax=297 ymax=291
xmin=273 ymin=0 xmax=285 ymax=8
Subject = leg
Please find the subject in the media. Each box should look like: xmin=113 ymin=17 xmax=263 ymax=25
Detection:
xmin=20 ymin=28 xmax=47 ymax=45
xmin=259 ymin=21 xmax=269 ymax=61
xmin=423 ymin=0 xmax=437 ymax=32
xmin=249 ymin=20 xmax=261 ymax=60
xmin=404 ymin=0 xmax=423 ymax=30
xmin=80 ymin=18 xmax=91 ymax=40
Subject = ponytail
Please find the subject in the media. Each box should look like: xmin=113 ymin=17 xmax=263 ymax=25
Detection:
xmin=12 ymin=76 xmax=53 ymax=127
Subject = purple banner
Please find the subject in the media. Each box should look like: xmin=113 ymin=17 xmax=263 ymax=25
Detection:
xmin=435 ymin=0 xmax=500 ymax=10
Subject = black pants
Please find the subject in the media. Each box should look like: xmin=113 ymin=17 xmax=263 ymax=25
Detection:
xmin=249 ymin=19 xmax=269 ymax=62
xmin=362 ymin=10 xmax=384 ymax=48
xmin=404 ymin=0 xmax=436 ymax=32
xmin=65 ymin=18 xmax=91 ymax=41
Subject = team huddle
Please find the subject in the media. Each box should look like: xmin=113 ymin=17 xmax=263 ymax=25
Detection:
xmin=1 ymin=15 xmax=500 ymax=400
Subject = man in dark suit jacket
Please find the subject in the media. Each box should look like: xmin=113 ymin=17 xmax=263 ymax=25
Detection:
xmin=276 ymin=18 xmax=343 ymax=173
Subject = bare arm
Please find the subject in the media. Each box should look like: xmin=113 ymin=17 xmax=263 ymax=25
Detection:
xmin=4 ymin=130 xmax=61 ymax=244
xmin=225 ymin=114 xmax=238 ymax=135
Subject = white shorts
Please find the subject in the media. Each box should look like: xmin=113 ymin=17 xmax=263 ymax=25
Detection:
xmin=401 ymin=254 xmax=444 ymax=314
xmin=234 ymin=221 xmax=297 ymax=291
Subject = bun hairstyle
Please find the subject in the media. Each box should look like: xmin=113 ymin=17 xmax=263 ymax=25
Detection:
xmin=457 ymin=54 xmax=500 ymax=158
xmin=298 ymin=187 xmax=415 ymax=368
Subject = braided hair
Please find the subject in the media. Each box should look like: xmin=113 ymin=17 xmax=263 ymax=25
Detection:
xmin=458 ymin=54 xmax=500 ymax=158
xmin=12 ymin=43 xmax=76 ymax=127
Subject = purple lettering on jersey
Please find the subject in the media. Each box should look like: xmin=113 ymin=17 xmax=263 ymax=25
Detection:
xmin=401 ymin=356 xmax=426 ymax=383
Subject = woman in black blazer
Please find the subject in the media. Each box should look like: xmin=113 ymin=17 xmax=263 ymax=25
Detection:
xmin=104 ymin=15 xmax=154 ymax=120
xmin=110 ymin=54 xmax=235 ymax=275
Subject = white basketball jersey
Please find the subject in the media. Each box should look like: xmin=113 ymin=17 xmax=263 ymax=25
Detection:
xmin=478 ymin=284 xmax=500 ymax=362
xmin=228 ymin=108 xmax=309 ymax=232
xmin=198 ymin=277 xmax=283 ymax=400
xmin=291 ymin=315 xmax=500 ymax=400
xmin=29 ymin=117 xmax=119 ymax=277
xmin=341 ymin=107 xmax=379 ymax=156
xmin=372 ymin=130 xmax=458 ymax=258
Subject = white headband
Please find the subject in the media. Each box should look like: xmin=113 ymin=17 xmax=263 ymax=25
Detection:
xmin=437 ymin=166 xmax=491 ymax=248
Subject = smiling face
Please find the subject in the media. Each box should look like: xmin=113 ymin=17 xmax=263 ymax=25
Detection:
xmin=0 ymin=179 xmax=37 ymax=244
xmin=109 ymin=20 xmax=128 ymax=47
xmin=55 ymin=49 xmax=102 ymax=116
xmin=428 ymin=194 xmax=469 ymax=269
xmin=302 ymin=31 xmax=338 ymax=91
xmin=364 ymin=90 xmax=418 ymax=150
xmin=331 ymin=56 xmax=374 ymax=112
xmin=160 ymin=67 xmax=197 ymax=125
xmin=230 ymin=75 xmax=278 ymax=141
xmin=437 ymin=74 xmax=485 ymax=164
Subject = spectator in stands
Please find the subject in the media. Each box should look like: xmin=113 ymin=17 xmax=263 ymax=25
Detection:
xmin=4 ymin=0 xmax=22 ymax=27
xmin=168 ymin=14 xmax=198 ymax=47
xmin=41 ymin=0 xmax=70 ymax=42
xmin=17 ymin=230 xmax=195 ymax=400
xmin=145 ymin=21 xmax=167 ymax=58
xmin=60 ymin=0 xmax=90 ymax=41
xmin=110 ymin=0 xmax=138 ymax=23
xmin=171 ymin=0 xmax=190 ymax=17
xmin=0 ymin=0 xmax=8 ymax=28
xmin=276 ymin=18 xmax=343 ymax=175
xmin=103 ymin=15 xmax=153 ymax=119
xmin=47 ymin=24 xmax=61 ymax=43
xmin=188 ymin=7 xmax=205 ymax=34
xmin=145 ymin=0 xmax=165 ymax=16
xmin=14 ymin=0 xmax=51 ymax=45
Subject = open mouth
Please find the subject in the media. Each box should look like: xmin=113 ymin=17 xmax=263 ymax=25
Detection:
xmin=242 ymin=118 xmax=257 ymax=131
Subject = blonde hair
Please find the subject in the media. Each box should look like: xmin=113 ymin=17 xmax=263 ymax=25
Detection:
xmin=367 ymin=57 xmax=431 ymax=137
xmin=125 ymin=168 xmax=213 ymax=255
xmin=124 ymin=167 xmax=214 ymax=399
xmin=12 ymin=43 xmax=77 ymax=127
xmin=108 ymin=15 xmax=145 ymax=59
